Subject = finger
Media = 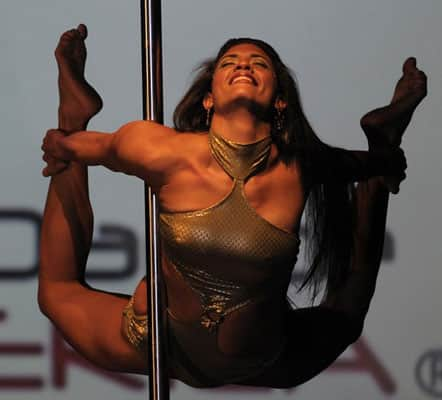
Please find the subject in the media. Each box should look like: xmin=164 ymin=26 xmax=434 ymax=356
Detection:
xmin=41 ymin=138 xmax=52 ymax=153
xmin=42 ymin=162 xmax=68 ymax=177
xmin=55 ymin=163 xmax=69 ymax=174
xmin=54 ymin=160 xmax=68 ymax=170
xmin=42 ymin=129 xmax=63 ymax=152
xmin=42 ymin=166 xmax=51 ymax=177
xmin=42 ymin=151 xmax=65 ymax=164
xmin=382 ymin=176 xmax=399 ymax=194
xmin=44 ymin=129 xmax=58 ymax=141
xmin=397 ymin=148 xmax=407 ymax=169
xmin=46 ymin=159 xmax=68 ymax=170
xmin=403 ymin=57 xmax=417 ymax=75
xmin=47 ymin=128 xmax=62 ymax=135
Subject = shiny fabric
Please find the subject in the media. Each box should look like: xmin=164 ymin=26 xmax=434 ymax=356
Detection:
xmin=160 ymin=131 xmax=299 ymax=331
xmin=159 ymin=131 xmax=300 ymax=385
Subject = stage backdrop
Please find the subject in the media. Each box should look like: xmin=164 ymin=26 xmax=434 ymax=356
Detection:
xmin=1 ymin=1 xmax=441 ymax=399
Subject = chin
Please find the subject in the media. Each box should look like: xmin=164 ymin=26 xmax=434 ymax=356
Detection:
xmin=222 ymin=96 xmax=271 ymax=115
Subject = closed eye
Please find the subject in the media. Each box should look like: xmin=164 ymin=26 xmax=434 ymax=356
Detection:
xmin=219 ymin=61 xmax=235 ymax=68
xmin=253 ymin=61 xmax=269 ymax=68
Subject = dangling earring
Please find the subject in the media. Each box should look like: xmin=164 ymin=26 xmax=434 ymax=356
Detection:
xmin=206 ymin=107 xmax=212 ymax=127
xmin=275 ymin=107 xmax=285 ymax=131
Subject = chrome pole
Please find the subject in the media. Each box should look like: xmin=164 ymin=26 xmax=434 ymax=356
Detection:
xmin=140 ymin=1 xmax=169 ymax=399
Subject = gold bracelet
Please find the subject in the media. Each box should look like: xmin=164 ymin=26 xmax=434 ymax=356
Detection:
xmin=122 ymin=296 xmax=148 ymax=352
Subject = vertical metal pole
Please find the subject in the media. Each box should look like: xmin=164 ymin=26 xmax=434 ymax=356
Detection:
xmin=140 ymin=1 xmax=169 ymax=400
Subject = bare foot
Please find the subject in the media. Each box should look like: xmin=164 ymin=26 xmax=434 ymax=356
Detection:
xmin=55 ymin=24 xmax=103 ymax=130
xmin=360 ymin=57 xmax=427 ymax=149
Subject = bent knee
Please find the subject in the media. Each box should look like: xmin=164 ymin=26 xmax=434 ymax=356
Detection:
xmin=340 ymin=312 xmax=364 ymax=344
xmin=319 ymin=305 xmax=365 ymax=345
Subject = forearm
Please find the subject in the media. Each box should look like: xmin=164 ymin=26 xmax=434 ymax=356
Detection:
xmin=53 ymin=130 xmax=116 ymax=168
xmin=329 ymin=148 xmax=384 ymax=181
xmin=315 ymin=146 xmax=402 ymax=183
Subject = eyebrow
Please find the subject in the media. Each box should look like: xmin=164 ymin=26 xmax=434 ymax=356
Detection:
xmin=219 ymin=53 xmax=270 ymax=62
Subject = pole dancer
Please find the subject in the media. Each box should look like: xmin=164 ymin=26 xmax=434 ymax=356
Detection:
xmin=140 ymin=1 xmax=170 ymax=399
xmin=39 ymin=21 xmax=427 ymax=390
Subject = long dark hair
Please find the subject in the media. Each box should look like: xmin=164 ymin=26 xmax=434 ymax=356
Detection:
xmin=173 ymin=38 xmax=354 ymax=299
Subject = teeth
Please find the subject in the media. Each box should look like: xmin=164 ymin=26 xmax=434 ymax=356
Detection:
xmin=232 ymin=76 xmax=254 ymax=84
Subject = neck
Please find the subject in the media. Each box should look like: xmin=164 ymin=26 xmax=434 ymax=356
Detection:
xmin=209 ymin=109 xmax=271 ymax=143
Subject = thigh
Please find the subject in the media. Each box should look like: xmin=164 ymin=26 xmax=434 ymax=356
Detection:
xmin=240 ymin=306 xmax=363 ymax=388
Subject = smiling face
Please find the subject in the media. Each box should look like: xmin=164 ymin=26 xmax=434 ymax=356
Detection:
xmin=204 ymin=43 xmax=282 ymax=115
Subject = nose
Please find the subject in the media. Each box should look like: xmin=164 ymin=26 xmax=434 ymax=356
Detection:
xmin=235 ymin=59 xmax=252 ymax=71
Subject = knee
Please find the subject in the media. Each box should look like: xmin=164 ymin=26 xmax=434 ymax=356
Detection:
xmin=321 ymin=305 xmax=365 ymax=345
xmin=341 ymin=313 xmax=364 ymax=344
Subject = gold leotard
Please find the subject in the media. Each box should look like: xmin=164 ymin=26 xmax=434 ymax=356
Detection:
xmin=124 ymin=131 xmax=300 ymax=386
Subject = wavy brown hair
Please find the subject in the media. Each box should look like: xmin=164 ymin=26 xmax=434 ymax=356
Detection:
xmin=173 ymin=38 xmax=354 ymax=299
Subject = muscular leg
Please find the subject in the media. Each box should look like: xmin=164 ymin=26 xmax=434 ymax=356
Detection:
xmin=39 ymin=25 xmax=146 ymax=372
xmin=240 ymin=177 xmax=389 ymax=388
xmin=39 ymin=24 xmax=102 ymax=290
xmin=239 ymin=59 xmax=426 ymax=389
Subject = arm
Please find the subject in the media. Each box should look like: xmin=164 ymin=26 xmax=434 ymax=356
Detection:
xmin=42 ymin=120 xmax=183 ymax=188
xmin=311 ymin=144 xmax=406 ymax=184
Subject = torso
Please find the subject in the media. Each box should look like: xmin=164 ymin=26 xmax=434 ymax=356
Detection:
xmin=159 ymin=132 xmax=305 ymax=232
xmin=156 ymin=131 xmax=307 ymax=358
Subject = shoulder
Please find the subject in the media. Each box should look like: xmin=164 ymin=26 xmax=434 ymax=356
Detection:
xmin=269 ymin=154 xmax=308 ymax=198
xmin=119 ymin=121 xmax=206 ymax=148
xmin=269 ymin=145 xmax=303 ymax=182
xmin=162 ymin=129 xmax=211 ymax=166
xmin=112 ymin=122 xmax=208 ymax=185
xmin=114 ymin=121 xmax=205 ymax=155
xmin=116 ymin=120 xmax=177 ymax=140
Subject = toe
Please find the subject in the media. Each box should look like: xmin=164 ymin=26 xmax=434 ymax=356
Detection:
xmin=403 ymin=57 xmax=417 ymax=75
xmin=77 ymin=24 xmax=88 ymax=39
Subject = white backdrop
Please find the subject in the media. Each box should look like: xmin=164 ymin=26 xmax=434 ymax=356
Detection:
xmin=0 ymin=1 xmax=441 ymax=399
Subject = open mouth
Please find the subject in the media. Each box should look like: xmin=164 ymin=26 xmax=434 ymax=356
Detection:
xmin=230 ymin=74 xmax=257 ymax=85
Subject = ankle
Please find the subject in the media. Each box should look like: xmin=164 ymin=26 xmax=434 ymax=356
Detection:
xmin=58 ymin=110 xmax=88 ymax=132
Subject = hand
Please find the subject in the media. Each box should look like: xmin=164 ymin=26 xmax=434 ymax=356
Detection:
xmin=379 ymin=147 xmax=407 ymax=177
xmin=42 ymin=152 xmax=69 ymax=177
xmin=41 ymin=129 xmax=70 ymax=177
xmin=41 ymin=129 xmax=68 ymax=159
xmin=372 ymin=147 xmax=407 ymax=194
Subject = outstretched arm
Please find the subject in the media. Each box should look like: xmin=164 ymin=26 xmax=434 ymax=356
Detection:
xmin=311 ymin=145 xmax=406 ymax=184
xmin=42 ymin=120 xmax=183 ymax=189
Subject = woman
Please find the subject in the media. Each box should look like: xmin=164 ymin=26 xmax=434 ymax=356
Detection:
xmin=39 ymin=24 xmax=426 ymax=388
